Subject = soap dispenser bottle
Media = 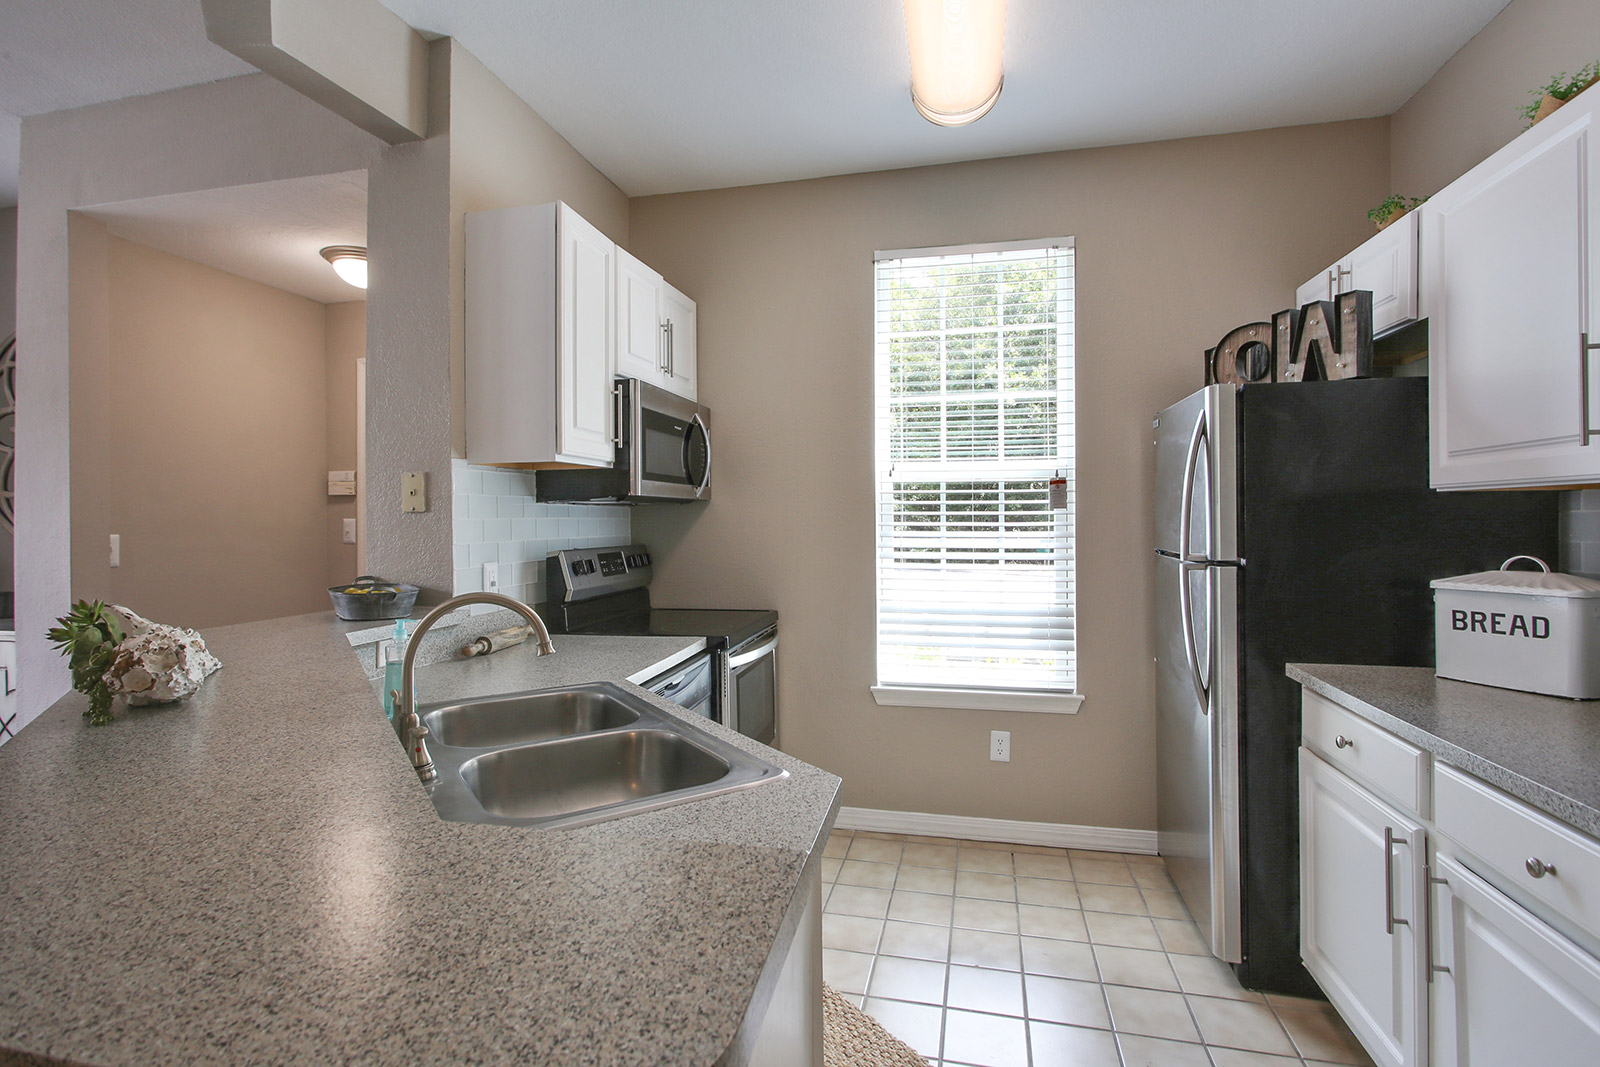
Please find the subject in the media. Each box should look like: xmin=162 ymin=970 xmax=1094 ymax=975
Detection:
xmin=383 ymin=619 xmax=413 ymax=721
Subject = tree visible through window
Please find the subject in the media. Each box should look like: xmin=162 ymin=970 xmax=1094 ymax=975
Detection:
xmin=874 ymin=240 xmax=1076 ymax=693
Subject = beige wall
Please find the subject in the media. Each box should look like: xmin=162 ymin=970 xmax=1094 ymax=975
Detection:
xmin=630 ymin=120 xmax=1391 ymax=829
xmin=325 ymin=300 xmax=364 ymax=587
xmin=96 ymin=236 xmax=331 ymax=629
xmin=1391 ymin=0 xmax=1600 ymax=196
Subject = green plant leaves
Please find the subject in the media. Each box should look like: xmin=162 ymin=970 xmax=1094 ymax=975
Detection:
xmin=46 ymin=600 xmax=123 ymax=725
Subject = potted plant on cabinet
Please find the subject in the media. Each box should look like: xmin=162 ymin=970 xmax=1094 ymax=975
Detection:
xmin=1368 ymin=194 xmax=1428 ymax=232
xmin=1520 ymin=62 xmax=1599 ymax=129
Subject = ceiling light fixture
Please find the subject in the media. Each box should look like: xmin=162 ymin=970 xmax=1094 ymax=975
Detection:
xmin=320 ymin=245 xmax=368 ymax=290
xmin=904 ymin=0 xmax=1006 ymax=127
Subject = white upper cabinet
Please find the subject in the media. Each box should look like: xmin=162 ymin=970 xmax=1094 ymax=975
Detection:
xmin=1424 ymin=85 xmax=1600 ymax=489
xmin=1296 ymin=211 xmax=1420 ymax=338
xmin=465 ymin=201 xmax=615 ymax=467
xmin=663 ymin=281 xmax=698 ymax=401
xmin=615 ymin=246 xmax=665 ymax=384
xmin=614 ymin=248 xmax=698 ymax=402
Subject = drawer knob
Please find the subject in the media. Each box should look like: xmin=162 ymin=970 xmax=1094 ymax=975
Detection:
xmin=1526 ymin=857 xmax=1558 ymax=879
xmin=1334 ymin=734 xmax=1354 ymax=749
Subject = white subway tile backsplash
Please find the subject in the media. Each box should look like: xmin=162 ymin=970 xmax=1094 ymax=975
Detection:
xmin=450 ymin=460 xmax=631 ymax=600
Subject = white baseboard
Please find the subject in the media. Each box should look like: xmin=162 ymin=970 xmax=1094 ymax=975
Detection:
xmin=833 ymin=806 xmax=1158 ymax=855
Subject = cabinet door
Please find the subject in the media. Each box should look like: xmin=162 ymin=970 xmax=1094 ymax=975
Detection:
xmin=556 ymin=203 xmax=615 ymax=465
xmin=616 ymin=247 xmax=665 ymax=386
xmin=1425 ymin=88 xmax=1600 ymax=489
xmin=1347 ymin=211 xmax=1419 ymax=337
xmin=1301 ymin=748 xmax=1426 ymax=1067
xmin=1431 ymin=851 xmax=1600 ymax=1066
xmin=663 ymin=281 xmax=698 ymax=401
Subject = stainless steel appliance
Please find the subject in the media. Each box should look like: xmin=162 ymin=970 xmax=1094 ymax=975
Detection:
xmin=644 ymin=649 xmax=717 ymax=719
xmin=537 ymin=379 xmax=711 ymax=503
xmin=1154 ymin=377 xmax=1556 ymax=994
xmin=542 ymin=544 xmax=778 ymax=742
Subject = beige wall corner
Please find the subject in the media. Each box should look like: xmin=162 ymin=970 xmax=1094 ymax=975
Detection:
xmin=203 ymin=0 xmax=429 ymax=144
xmin=1390 ymin=0 xmax=1600 ymax=196
xmin=631 ymin=118 xmax=1390 ymax=829
xmin=99 ymin=237 xmax=330 ymax=628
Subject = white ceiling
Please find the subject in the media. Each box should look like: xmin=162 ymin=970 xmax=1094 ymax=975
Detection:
xmin=83 ymin=171 xmax=369 ymax=304
xmin=376 ymin=0 xmax=1514 ymax=196
xmin=0 ymin=0 xmax=1514 ymax=205
xmin=0 ymin=0 xmax=256 ymax=206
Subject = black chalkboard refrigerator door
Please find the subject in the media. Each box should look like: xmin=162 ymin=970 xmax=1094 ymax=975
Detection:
xmin=1153 ymin=377 xmax=1556 ymax=996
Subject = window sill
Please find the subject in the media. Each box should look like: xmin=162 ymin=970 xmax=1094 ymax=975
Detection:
xmin=870 ymin=685 xmax=1084 ymax=714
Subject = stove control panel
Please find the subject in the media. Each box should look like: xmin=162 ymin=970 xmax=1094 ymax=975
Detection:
xmin=549 ymin=544 xmax=654 ymax=603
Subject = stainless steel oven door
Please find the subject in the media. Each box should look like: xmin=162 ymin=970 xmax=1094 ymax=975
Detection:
xmin=628 ymin=379 xmax=711 ymax=501
xmin=722 ymin=627 xmax=777 ymax=745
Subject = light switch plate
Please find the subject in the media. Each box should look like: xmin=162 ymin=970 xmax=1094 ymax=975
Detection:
xmin=483 ymin=562 xmax=500 ymax=592
xmin=109 ymin=534 xmax=120 ymax=569
xmin=342 ymin=518 xmax=357 ymax=544
xmin=402 ymin=471 xmax=427 ymax=513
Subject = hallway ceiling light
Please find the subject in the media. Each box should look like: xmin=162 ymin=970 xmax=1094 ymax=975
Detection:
xmin=320 ymin=245 xmax=368 ymax=290
xmin=904 ymin=0 xmax=1006 ymax=127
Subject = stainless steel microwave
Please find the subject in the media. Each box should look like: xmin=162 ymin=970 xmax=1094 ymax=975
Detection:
xmin=537 ymin=379 xmax=710 ymax=504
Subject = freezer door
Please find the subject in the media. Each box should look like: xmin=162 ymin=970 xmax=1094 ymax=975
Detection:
xmin=1154 ymin=385 xmax=1238 ymax=562
xmin=1155 ymin=550 xmax=1241 ymax=963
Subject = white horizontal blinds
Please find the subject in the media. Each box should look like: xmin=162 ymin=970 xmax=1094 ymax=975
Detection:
xmin=874 ymin=242 xmax=1076 ymax=692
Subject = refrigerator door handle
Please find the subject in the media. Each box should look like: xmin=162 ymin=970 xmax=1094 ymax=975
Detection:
xmin=1178 ymin=557 xmax=1210 ymax=715
xmin=1178 ymin=407 xmax=1207 ymax=564
xmin=1178 ymin=406 xmax=1211 ymax=715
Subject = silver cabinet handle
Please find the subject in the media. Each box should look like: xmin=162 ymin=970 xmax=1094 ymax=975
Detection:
xmin=1326 ymin=269 xmax=1337 ymax=301
xmin=1426 ymin=864 xmax=1450 ymax=983
xmin=659 ymin=322 xmax=670 ymax=372
xmin=611 ymin=381 xmax=625 ymax=448
xmin=1335 ymin=264 xmax=1352 ymax=293
xmin=1581 ymin=333 xmax=1599 ymax=446
xmin=666 ymin=320 xmax=675 ymax=377
xmin=1334 ymin=734 xmax=1353 ymax=749
xmin=1526 ymin=857 xmax=1558 ymax=879
xmin=1385 ymin=827 xmax=1410 ymax=935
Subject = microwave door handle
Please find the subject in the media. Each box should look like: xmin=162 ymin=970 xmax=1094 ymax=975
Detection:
xmin=689 ymin=413 xmax=711 ymax=497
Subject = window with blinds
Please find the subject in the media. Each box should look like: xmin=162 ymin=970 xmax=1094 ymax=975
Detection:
xmin=874 ymin=239 xmax=1076 ymax=696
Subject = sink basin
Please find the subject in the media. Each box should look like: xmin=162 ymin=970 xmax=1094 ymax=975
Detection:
xmin=419 ymin=681 xmax=787 ymax=829
xmin=461 ymin=729 xmax=728 ymax=820
xmin=422 ymin=687 xmax=640 ymax=748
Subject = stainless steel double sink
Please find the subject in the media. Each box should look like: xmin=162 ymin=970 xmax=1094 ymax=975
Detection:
xmin=418 ymin=682 xmax=787 ymax=829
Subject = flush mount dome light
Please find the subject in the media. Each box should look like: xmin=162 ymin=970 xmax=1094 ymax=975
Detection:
xmin=904 ymin=0 xmax=1006 ymax=127
xmin=320 ymin=245 xmax=368 ymax=290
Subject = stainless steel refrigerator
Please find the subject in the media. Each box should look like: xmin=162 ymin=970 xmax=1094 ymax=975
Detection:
xmin=1153 ymin=377 xmax=1556 ymax=995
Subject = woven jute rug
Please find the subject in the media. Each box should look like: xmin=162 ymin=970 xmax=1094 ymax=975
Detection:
xmin=822 ymin=983 xmax=927 ymax=1067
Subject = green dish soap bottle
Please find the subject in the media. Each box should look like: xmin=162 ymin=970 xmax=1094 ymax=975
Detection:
xmin=383 ymin=619 xmax=413 ymax=721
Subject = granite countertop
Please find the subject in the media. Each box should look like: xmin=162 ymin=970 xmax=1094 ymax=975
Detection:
xmin=1288 ymin=663 xmax=1600 ymax=837
xmin=0 ymin=611 xmax=840 ymax=1066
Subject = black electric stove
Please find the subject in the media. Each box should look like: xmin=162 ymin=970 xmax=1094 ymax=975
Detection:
xmin=538 ymin=545 xmax=779 ymax=743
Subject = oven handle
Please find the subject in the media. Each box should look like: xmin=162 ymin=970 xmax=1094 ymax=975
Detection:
xmin=727 ymin=633 xmax=778 ymax=670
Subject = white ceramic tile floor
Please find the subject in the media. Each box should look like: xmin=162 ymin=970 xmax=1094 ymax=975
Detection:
xmin=821 ymin=830 xmax=1375 ymax=1067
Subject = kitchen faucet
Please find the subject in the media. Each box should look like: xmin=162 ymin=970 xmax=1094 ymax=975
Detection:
xmin=390 ymin=592 xmax=557 ymax=781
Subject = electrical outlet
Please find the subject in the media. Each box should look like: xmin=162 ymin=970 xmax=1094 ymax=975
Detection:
xmin=990 ymin=730 xmax=1011 ymax=763
xmin=483 ymin=562 xmax=500 ymax=592
xmin=342 ymin=518 xmax=357 ymax=544
xmin=109 ymin=534 xmax=120 ymax=568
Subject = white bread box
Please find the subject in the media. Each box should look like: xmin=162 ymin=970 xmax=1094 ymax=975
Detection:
xmin=1432 ymin=556 xmax=1600 ymax=699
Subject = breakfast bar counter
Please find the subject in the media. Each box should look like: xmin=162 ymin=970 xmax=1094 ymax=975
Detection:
xmin=0 ymin=611 xmax=840 ymax=1066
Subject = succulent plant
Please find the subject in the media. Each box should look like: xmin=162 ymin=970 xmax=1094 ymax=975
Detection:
xmin=47 ymin=600 xmax=125 ymax=725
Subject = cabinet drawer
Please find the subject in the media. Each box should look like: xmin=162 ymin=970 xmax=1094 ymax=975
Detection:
xmin=1436 ymin=763 xmax=1600 ymax=943
xmin=1302 ymin=690 xmax=1429 ymax=817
